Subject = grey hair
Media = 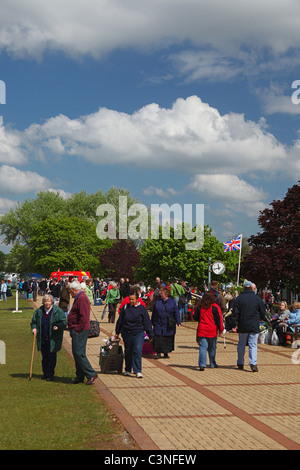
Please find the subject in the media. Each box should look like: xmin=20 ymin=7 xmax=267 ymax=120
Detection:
xmin=42 ymin=294 xmax=54 ymax=304
xmin=69 ymin=280 xmax=81 ymax=291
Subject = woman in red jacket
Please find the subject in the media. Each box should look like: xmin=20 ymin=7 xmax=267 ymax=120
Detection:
xmin=193 ymin=292 xmax=224 ymax=370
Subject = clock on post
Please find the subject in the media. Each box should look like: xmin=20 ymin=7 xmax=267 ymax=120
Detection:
xmin=212 ymin=261 xmax=226 ymax=275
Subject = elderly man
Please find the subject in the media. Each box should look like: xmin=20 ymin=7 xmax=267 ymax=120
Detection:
xmin=67 ymin=280 xmax=97 ymax=385
xmin=231 ymin=280 xmax=267 ymax=372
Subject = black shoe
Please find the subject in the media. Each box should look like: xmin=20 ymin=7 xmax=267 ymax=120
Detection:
xmin=46 ymin=376 xmax=54 ymax=381
xmin=163 ymin=354 xmax=170 ymax=358
xmin=250 ymin=364 xmax=258 ymax=372
xmin=237 ymin=364 xmax=244 ymax=370
xmin=154 ymin=353 xmax=161 ymax=359
xmin=199 ymin=367 xmax=205 ymax=371
xmin=72 ymin=377 xmax=84 ymax=384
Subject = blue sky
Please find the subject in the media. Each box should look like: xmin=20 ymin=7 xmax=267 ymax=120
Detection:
xmin=0 ymin=0 xmax=299 ymax=253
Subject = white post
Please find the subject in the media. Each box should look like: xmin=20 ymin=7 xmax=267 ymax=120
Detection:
xmin=12 ymin=283 xmax=22 ymax=313
xmin=236 ymin=234 xmax=243 ymax=287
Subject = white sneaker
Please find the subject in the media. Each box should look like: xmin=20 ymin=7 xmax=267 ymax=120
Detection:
xmin=136 ymin=372 xmax=143 ymax=378
xmin=124 ymin=371 xmax=130 ymax=376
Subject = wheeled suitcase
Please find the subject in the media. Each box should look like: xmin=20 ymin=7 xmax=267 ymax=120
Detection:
xmin=99 ymin=341 xmax=123 ymax=373
xmin=94 ymin=290 xmax=102 ymax=306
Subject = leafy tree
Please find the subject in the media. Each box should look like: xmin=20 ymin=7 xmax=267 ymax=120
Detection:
xmin=0 ymin=250 xmax=5 ymax=271
xmin=241 ymin=181 xmax=300 ymax=290
xmin=136 ymin=225 xmax=240 ymax=286
xmin=0 ymin=187 xmax=140 ymax=275
xmin=0 ymin=187 xmax=139 ymax=246
xmin=99 ymin=239 xmax=141 ymax=282
xmin=4 ymin=243 xmax=32 ymax=275
xmin=0 ymin=191 xmax=68 ymax=245
xmin=29 ymin=217 xmax=112 ymax=277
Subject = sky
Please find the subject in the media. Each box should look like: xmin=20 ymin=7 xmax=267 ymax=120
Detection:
xmin=0 ymin=0 xmax=300 ymax=253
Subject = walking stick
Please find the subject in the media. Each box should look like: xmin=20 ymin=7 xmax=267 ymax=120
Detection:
xmin=29 ymin=331 xmax=36 ymax=381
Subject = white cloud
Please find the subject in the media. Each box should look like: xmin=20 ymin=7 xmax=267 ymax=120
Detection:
xmin=0 ymin=117 xmax=27 ymax=165
xmin=0 ymin=165 xmax=52 ymax=194
xmin=0 ymin=197 xmax=18 ymax=213
xmin=189 ymin=174 xmax=268 ymax=202
xmin=1 ymin=0 xmax=300 ymax=60
xmin=170 ymin=49 xmax=244 ymax=82
xmin=189 ymin=174 xmax=268 ymax=217
xmin=143 ymin=186 xmax=183 ymax=198
xmin=256 ymin=83 xmax=300 ymax=115
xmin=21 ymin=96 xmax=291 ymax=177
xmin=48 ymin=188 xmax=72 ymax=199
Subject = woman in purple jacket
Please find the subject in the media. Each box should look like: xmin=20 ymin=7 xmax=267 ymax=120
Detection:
xmin=151 ymin=286 xmax=181 ymax=359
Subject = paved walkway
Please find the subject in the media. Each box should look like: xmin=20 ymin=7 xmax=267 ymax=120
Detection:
xmin=57 ymin=299 xmax=300 ymax=451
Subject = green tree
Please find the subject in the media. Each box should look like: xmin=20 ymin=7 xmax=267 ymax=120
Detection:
xmin=29 ymin=217 xmax=112 ymax=277
xmin=0 ymin=187 xmax=140 ymax=275
xmin=0 ymin=250 xmax=6 ymax=271
xmin=4 ymin=243 xmax=32 ymax=275
xmin=0 ymin=187 xmax=140 ymax=246
xmin=136 ymin=225 xmax=239 ymax=286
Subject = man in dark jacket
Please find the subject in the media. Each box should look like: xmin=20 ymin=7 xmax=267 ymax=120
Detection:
xmin=120 ymin=277 xmax=130 ymax=300
xmin=67 ymin=280 xmax=97 ymax=385
xmin=231 ymin=280 xmax=267 ymax=372
xmin=50 ymin=278 xmax=61 ymax=301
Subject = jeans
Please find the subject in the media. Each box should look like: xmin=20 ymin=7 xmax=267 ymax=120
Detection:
xmin=174 ymin=297 xmax=186 ymax=322
xmin=237 ymin=333 xmax=259 ymax=366
xmin=122 ymin=330 xmax=145 ymax=373
xmin=0 ymin=293 xmax=7 ymax=301
xmin=198 ymin=336 xmax=217 ymax=368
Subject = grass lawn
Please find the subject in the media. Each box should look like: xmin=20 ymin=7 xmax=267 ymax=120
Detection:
xmin=0 ymin=295 xmax=137 ymax=450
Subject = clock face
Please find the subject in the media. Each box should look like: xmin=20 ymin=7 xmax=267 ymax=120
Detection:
xmin=212 ymin=261 xmax=226 ymax=275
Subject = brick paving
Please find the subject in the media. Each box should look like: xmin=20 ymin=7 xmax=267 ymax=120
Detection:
xmin=59 ymin=300 xmax=300 ymax=450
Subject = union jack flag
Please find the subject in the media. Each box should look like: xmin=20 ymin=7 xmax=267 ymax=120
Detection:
xmin=223 ymin=234 xmax=242 ymax=252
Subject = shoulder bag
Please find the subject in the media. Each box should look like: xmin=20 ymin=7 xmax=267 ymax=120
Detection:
xmin=162 ymin=301 xmax=176 ymax=330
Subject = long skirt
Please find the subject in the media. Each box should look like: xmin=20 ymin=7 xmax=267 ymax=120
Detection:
xmin=153 ymin=335 xmax=175 ymax=354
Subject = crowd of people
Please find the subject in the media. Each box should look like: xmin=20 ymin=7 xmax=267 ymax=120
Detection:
xmin=28 ymin=273 xmax=299 ymax=384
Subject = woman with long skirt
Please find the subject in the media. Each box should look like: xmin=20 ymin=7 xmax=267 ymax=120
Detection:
xmin=151 ymin=286 xmax=181 ymax=359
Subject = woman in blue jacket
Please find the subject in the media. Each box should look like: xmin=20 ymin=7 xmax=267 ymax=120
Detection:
xmin=115 ymin=290 xmax=153 ymax=378
xmin=151 ymin=286 xmax=181 ymax=359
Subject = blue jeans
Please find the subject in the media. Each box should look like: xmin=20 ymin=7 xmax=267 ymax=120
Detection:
xmin=122 ymin=330 xmax=145 ymax=374
xmin=198 ymin=336 xmax=217 ymax=368
xmin=237 ymin=333 xmax=259 ymax=366
xmin=174 ymin=297 xmax=186 ymax=322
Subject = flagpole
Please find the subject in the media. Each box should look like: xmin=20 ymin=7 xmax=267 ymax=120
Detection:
xmin=236 ymin=234 xmax=243 ymax=287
